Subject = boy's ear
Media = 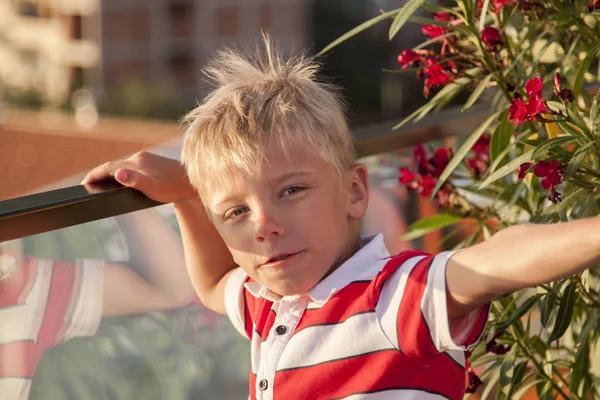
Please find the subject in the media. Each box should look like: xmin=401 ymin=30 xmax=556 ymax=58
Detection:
xmin=347 ymin=163 xmax=369 ymax=220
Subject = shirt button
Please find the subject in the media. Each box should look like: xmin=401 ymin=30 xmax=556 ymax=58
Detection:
xmin=275 ymin=325 xmax=287 ymax=335
xmin=259 ymin=379 xmax=268 ymax=390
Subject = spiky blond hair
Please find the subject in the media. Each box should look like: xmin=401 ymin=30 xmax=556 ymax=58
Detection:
xmin=180 ymin=35 xmax=355 ymax=194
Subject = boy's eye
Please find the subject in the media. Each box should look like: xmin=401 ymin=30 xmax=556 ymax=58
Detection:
xmin=281 ymin=186 xmax=305 ymax=197
xmin=225 ymin=206 xmax=249 ymax=220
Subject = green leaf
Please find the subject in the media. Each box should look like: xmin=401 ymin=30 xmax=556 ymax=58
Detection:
xmin=513 ymin=379 xmax=545 ymax=400
xmin=574 ymin=40 xmax=600 ymax=98
xmin=529 ymin=335 xmax=547 ymax=358
xmin=401 ymin=213 xmax=462 ymax=240
xmin=546 ymin=101 xmax=566 ymax=115
xmin=478 ymin=0 xmax=491 ymax=32
xmin=490 ymin=111 xmax=512 ymax=162
xmin=564 ymin=142 xmax=593 ymax=180
xmin=500 ymin=345 xmax=517 ymax=389
xmin=509 ymin=361 xmax=528 ymax=398
xmin=576 ymin=312 xmax=600 ymax=343
xmin=415 ymin=77 xmax=471 ymax=122
xmin=389 ymin=0 xmax=427 ymax=40
xmin=317 ymin=9 xmax=399 ymax=55
xmin=540 ymin=186 xmax=587 ymax=216
xmin=540 ymin=290 xmax=556 ymax=328
xmin=590 ymin=87 xmax=600 ymax=133
xmin=571 ymin=340 xmax=589 ymax=397
xmin=431 ymin=111 xmax=501 ymax=198
xmin=547 ymin=281 xmax=577 ymax=343
xmin=479 ymin=149 xmax=533 ymax=189
xmin=531 ymin=136 xmax=576 ymax=160
xmin=496 ymin=294 xmax=542 ymax=331
xmin=463 ymin=74 xmax=492 ymax=111
xmin=557 ymin=120 xmax=588 ymax=140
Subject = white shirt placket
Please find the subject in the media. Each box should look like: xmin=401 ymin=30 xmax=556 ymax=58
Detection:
xmin=255 ymin=296 xmax=309 ymax=400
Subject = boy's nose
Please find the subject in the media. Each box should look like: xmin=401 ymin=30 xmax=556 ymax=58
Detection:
xmin=253 ymin=214 xmax=285 ymax=242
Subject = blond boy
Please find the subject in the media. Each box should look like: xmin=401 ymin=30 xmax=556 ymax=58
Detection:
xmin=83 ymin=39 xmax=600 ymax=400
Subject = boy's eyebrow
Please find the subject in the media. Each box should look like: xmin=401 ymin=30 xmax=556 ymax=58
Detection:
xmin=269 ymin=169 xmax=316 ymax=185
xmin=212 ymin=169 xmax=316 ymax=209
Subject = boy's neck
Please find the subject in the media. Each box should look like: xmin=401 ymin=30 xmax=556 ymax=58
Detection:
xmin=321 ymin=231 xmax=362 ymax=281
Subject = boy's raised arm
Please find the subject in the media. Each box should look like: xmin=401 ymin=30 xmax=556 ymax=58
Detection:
xmin=446 ymin=216 xmax=600 ymax=318
xmin=173 ymin=197 xmax=237 ymax=314
xmin=82 ymin=151 xmax=237 ymax=315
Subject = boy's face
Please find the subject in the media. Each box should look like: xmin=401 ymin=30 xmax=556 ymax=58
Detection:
xmin=203 ymin=141 xmax=369 ymax=296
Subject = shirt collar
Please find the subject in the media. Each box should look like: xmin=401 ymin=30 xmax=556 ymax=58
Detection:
xmin=244 ymin=234 xmax=390 ymax=303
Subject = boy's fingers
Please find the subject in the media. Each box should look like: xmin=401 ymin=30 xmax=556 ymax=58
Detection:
xmin=115 ymin=168 xmax=159 ymax=199
xmin=81 ymin=161 xmax=133 ymax=184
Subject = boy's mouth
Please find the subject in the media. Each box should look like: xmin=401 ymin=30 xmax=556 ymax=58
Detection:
xmin=262 ymin=251 xmax=302 ymax=267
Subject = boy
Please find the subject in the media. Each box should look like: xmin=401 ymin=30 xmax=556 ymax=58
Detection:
xmin=83 ymin=38 xmax=600 ymax=399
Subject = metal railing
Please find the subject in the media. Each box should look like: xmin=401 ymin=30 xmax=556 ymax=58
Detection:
xmin=0 ymin=104 xmax=491 ymax=242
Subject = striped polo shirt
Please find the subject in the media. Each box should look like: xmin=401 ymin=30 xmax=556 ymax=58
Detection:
xmin=225 ymin=234 xmax=489 ymax=400
xmin=0 ymin=254 xmax=104 ymax=400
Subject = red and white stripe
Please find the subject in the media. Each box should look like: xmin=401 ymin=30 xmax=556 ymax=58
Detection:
xmin=0 ymin=256 xmax=104 ymax=400
xmin=225 ymin=234 xmax=489 ymax=400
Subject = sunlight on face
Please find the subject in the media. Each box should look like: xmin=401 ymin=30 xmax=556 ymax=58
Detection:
xmin=203 ymin=141 xmax=364 ymax=296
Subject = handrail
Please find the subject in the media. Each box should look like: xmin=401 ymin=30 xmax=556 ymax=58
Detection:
xmin=0 ymin=104 xmax=491 ymax=242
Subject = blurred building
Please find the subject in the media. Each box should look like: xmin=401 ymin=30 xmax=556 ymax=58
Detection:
xmin=100 ymin=0 xmax=309 ymax=103
xmin=0 ymin=0 xmax=100 ymax=106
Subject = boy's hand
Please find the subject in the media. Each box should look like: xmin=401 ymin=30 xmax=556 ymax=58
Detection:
xmin=81 ymin=151 xmax=197 ymax=204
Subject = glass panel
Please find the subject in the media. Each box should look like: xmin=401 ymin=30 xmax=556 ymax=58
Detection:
xmin=1 ymin=205 xmax=250 ymax=400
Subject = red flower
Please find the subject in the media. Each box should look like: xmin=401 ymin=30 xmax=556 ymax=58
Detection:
xmin=466 ymin=368 xmax=484 ymax=394
xmin=525 ymin=76 xmax=544 ymax=96
xmin=432 ymin=148 xmax=451 ymax=177
xmin=509 ymin=97 xmax=528 ymax=125
xmin=399 ymin=168 xmax=416 ymax=184
xmin=467 ymin=155 xmax=488 ymax=178
xmin=481 ymin=26 xmax=502 ymax=47
xmin=517 ymin=162 xmax=533 ymax=179
xmin=472 ymin=134 xmax=490 ymax=154
xmin=424 ymin=58 xmax=451 ymax=86
xmin=433 ymin=12 xmax=451 ymax=22
xmin=534 ymin=160 xmax=563 ymax=189
xmin=526 ymin=93 xmax=548 ymax=118
xmin=587 ymin=0 xmax=600 ymax=11
xmin=478 ymin=0 xmax=516 ymax=13
xmin=486 ymin=340 xmax=511 ymax=355
xmin=421 ymin=24 xmax=447 ymax=39
xmin=419 ymin=176 xmax=437 ymax=196
xmin=397 ymin=49 xmax=421 ymax=69
xmin=520 ymin=159 xmax=565 ymax=203
xmin=414 ymin=144 xmax=427 ymax=161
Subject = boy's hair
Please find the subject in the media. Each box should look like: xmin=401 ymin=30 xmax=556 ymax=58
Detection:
xmin=180 ymin=35 xmax=355 ymax=194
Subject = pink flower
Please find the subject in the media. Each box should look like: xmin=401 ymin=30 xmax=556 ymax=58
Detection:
xmin=534 ymin=160 xmax=563 ymax=189
xmin=478 ymin=0 xmax=516 ymax=13
xmin=481 ymin=26 xmax=502 ymax=47
xmin=517 ymin=162 xmax=533 ymax=179
xmin=509 ymin=97 xmax=528 ymax=125
xmin=399 ymin=168 xmax=416 ymax=184
xmin=526 ymin=93 xmax=548 ymax=118
xmin=421 ymin=24 xmax=447 ymax=39
xmin=397 ymin=49 xmax=421 ymax=69
xmin=472 ymin=134 xmax=490 ymax=154
xmin=433 ymin=12 xmax=451 ymax=22
xmin=419 ymin=176 xmax=437 ymax=196
xmin=431 ymin=148 xmax=451 ymax=178
xmin=424 ymin=58 xmax=451 ymax=87
xmin=525 ymin=76 xmax=544 ymax=96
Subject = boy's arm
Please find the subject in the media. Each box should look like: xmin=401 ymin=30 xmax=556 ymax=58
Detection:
xmin=102 ymin=209 xmax=195 ymax=316
xmin=446 ymin=216 xmax=600 ymax=318
xmin=174 ymin=197 xmax=238 ymax=315
xmin=83 ymin=151 xmax=237 ymax=316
